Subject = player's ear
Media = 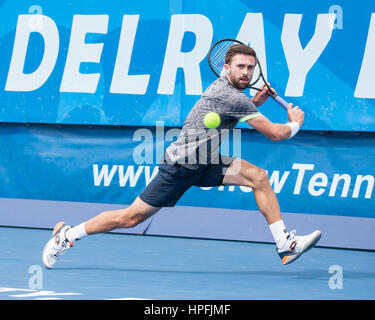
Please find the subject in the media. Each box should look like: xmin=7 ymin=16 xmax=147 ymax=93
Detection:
xmin=222 ymin=64 xmax=230 ymax=77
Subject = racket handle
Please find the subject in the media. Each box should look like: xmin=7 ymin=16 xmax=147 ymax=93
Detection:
xmin=274 ymin=95 xmax=289 ymax=110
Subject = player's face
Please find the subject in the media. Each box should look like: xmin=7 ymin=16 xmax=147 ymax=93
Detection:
xmin=224 ymin=54 xmax=256 ymax=90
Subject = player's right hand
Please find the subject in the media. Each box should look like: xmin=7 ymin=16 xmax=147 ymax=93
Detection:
xmin=287 ymin=103 xmax=304 ymax=127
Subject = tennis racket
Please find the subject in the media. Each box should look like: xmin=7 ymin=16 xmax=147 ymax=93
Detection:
xmin=207 ymin=38 xmax=289 ymax=110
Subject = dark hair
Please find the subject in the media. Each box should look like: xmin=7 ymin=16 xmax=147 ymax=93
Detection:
xmin=225 ymin=44 xmax=256 ymax=64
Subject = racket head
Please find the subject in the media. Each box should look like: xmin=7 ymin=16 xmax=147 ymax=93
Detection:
xmin=207 ymin=39 xmax=245 ymax=78
xmin=208 ymin=38 xmax=263 ymax=90
xmin=208 ymin=38 xmax=288 ymax=110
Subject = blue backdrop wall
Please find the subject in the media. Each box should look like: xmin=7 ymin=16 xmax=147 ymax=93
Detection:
xmin=0 ymin=0 xmax=375 ymax=130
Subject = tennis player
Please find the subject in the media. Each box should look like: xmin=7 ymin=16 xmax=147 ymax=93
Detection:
xmin=42 ymin=44 xmax=321 ymax=268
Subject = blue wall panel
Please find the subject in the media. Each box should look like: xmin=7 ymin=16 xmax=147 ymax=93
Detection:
xmin=0 ymin=0 xmax=374 ymax=130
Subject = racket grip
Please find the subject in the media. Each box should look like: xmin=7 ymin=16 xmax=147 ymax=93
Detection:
xmin=274 ymin=95 xmax=289 ymax=110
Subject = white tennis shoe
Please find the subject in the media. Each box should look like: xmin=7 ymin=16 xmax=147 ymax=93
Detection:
xmin=42 ymin=222 xmax=74 ymax=269
xmin=277 ymin=230 xmax=322 ymax=265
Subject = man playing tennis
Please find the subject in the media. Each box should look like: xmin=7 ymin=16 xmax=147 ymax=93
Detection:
xmin=42 ymin=44 xmax=321 ymax=268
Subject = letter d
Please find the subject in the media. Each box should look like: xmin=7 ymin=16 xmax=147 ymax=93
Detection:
xmin=5 ymin=15 xmax=59 ymax=92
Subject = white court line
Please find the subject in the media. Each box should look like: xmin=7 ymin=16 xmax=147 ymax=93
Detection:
xmin=0 ymin=287 xmax=36 ymax=293
xmin=9 ymin=290 xmax=82 ymax=298
xmin=1 ymin=287 xmax=149 ymax=300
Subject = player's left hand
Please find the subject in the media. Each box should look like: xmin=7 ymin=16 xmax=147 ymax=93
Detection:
xmin=251 ymin=83 xmax=275 ymax=107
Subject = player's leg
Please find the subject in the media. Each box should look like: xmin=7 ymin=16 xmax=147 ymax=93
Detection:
xmin=83 ymin=196 xmax=160 ymax=235
xmin=42 ymin=160 xmax=196 ymax=269
xmin=222 ymin=158 xmax=281 ymax=224
xmin=42 ymin=196 xmax=160 ymax=269
xmin=222 ymin=158 xmax=321 ymax=265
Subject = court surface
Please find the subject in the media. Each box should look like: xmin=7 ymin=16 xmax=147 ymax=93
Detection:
xmin=0 ymin=226 xmax=374 ymax=300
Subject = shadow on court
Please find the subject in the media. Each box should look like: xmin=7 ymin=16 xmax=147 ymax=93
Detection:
xmin=53 ymin=265 xmax=375 ymax=280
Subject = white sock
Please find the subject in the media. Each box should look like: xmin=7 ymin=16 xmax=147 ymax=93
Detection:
xmin=269 ymin=220 xmax=289 ymax=249
xmin=66 ymin=223 xmax=87 ymax=243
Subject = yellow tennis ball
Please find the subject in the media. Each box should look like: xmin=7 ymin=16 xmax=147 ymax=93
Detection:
xmin=204 ymin=112 xmax=221 ymax=129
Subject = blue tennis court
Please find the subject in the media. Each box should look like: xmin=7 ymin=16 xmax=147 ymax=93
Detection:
xmin=1 ymin=226 xmax=374 ymax=300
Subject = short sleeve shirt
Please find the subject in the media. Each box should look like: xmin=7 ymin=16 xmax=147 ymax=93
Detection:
xmin=164 ymin=75 xmax=261 ymax=169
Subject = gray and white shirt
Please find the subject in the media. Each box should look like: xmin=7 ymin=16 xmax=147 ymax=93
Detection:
xmin=163 ymin=75 xmax=261 ymax=169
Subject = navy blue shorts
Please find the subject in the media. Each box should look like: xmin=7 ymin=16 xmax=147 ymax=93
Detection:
xmin=139 ymin=155 xmax=235 ymax=207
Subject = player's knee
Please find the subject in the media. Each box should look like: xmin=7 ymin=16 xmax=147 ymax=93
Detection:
xmin=248 ymin=168 xmax=269 ymax=189
xmin=118 ymin=209 xmax=141 ymax=228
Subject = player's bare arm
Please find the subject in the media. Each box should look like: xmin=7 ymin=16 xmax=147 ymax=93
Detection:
xmin=247 ymin=103 xmax=304 ymax=141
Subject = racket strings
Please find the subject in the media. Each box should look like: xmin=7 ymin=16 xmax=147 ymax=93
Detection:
xmin=209 ymin=40 xmax=275 ymax=97
xmin=209 ymin=40 xmax=238 ymax=76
